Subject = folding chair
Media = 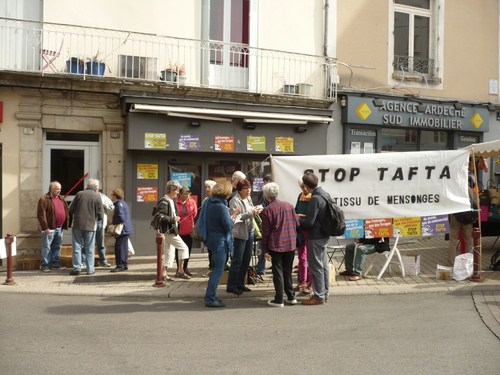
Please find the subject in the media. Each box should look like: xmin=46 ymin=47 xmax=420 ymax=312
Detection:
xmin=364 ymin=237 xmax=405 ymax=279
xmin=41 ymin=36 xmax=64 ymax=72
xmin=327 ymin=238 xmax=348 ymax=273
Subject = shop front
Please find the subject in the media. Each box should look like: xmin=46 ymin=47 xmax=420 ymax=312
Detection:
xmin=122 ymin=96 xmax=333 ymax=253
xmin=340 ymin=95 xmax=489 ymax=154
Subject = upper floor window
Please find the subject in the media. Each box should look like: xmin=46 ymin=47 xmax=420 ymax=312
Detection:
xmin=393 ymin=0 xmax=436 ymax=79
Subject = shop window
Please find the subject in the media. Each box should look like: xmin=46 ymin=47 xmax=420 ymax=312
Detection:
xmin=420 ymin=130 xmax=448 ymax=150
xmin=381 ymin=128 xmax=417 ymax=152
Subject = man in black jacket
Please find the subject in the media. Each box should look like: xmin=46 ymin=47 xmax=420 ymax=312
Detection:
xmin=339 ymin=238 xmax=390 ymax=281
xmin=298 ymin=172 xmax=331 ymax=305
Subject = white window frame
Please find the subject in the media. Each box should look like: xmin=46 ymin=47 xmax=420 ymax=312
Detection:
xmin=389 ymin=0 xmax=444 ymax=89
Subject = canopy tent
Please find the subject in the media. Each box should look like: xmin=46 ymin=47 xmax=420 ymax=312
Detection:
xmin=461 ymin=140 xmax=500 ymax=280
xmin=462 ymin=139 xmax=500 ymax=158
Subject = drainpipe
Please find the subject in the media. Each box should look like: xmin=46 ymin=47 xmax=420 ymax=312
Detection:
xmin=324 ymin=0 xmax=330 ymax=58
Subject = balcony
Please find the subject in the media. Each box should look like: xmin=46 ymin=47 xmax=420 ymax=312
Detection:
xmin=0 ymin=18 xmax=338 ymax=101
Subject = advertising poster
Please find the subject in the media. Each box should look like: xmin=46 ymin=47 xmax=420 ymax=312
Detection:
xmin=214 ymin=176 xmax=231 ymax=183
xmin=179 ymin=134 xmax=200 ymax=150
xmin=365 ymin=218 xmax=393 ymax=238
xmin=137 ymin=187 xmax=158 ymax=202
xmin=208 ymin=164 xmax=241 ymax=179
xmin=253 ymin=177 xmax=264 ymax=192
xmin=275 ymin=137 xmax=294 ymax=153
xmin=247 ymin=136 xmax=266 ymax=151
xmin=342 ymin=219 xmax=364 ymax=239
xmin=137 ymin=164 xmax=158 ymax=179
xmin=144 ymin=133 xmax=166 ymax=149
xmin=215 ymin=136 xmax=234 ymax=151
xmin=393 ymin=217 xmax=421 ymax=237
xmin=421 ymin=215 xmax=449 ymax=236
xmin=172 ymin=172 xmax=192 ymax=187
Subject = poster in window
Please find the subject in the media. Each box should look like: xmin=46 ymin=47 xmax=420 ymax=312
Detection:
xmin=215 ymin=136 xmax=234 ymax=152
xmin=275 ymin=137 xmax=294 ymax=153
xmin=145 ymin=133 xmax=166 ymax=149
xmin=364 ymin=142 xmax=374 ymax=154
xmin=247 ymin=136 xmax=266 ymax=151
xmin=172 ymin=172 xmax=192 ymax=187
xmin=137 ymin=164 xmax=158 ymax=179
xmin=137 ymin=187 xmax=158 ymax=202
xmin=350 ymin=142 xmax=361 ymax=154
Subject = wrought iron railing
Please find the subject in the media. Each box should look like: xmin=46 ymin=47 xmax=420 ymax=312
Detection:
xmin=0 ymin=18 xmax=338 ymax=101
xmin=393 ymin=55 xmax=434 ymax=76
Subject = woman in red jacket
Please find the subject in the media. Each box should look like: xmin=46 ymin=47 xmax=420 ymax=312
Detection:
xmin=175 ymin=186 xmax=198 ymax=276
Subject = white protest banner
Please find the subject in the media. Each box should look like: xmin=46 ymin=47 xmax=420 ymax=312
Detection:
xmin=271 ymin=150 xmax=471 ymax=220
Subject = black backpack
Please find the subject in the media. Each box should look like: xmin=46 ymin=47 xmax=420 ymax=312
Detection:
xmin=491 ymin=248 xmax=500 ymax=271
xmin=455 ymin=199 xmax=478 ymax=225
xmin=318 ymin=193 xmax=346 ymax=237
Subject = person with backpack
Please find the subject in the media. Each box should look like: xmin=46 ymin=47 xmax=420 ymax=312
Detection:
xmin=298 ymin=172 xmax=331 ymax=305
xmin=447 ymin=186 xmax=477 ymax=266
xmin=152 ymin=180 xmax=190 ymax=281
xmin=339 ymin=238 xmax=390 ymax=280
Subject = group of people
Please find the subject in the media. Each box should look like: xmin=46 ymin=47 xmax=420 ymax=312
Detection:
xmin=37 ymin=179 xmax=133 ymax=276
xmin=37 ymin=171 xmax=392 ymax=308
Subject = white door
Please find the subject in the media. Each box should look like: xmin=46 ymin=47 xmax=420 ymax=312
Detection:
xmin=42 ymin=133 xmax=101 ymax=203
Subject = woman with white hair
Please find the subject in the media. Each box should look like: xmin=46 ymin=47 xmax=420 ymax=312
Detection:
xmin=261 ymin=182 xmax=300 ymax=307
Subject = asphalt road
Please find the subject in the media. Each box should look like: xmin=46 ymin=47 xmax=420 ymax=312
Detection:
xmin=1 ymin=292 xmax=498 ymax=375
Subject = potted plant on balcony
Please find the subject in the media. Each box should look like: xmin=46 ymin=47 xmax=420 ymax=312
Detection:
xmin=274 ymin=73 xmax=296 ymax=95
xmin=86 ymin=51 xmax=106 ymax=76
xmin=66 ymin=55 xmax=84 ymax=75
xmin=160 ymin=63 xmax=178 ymax=83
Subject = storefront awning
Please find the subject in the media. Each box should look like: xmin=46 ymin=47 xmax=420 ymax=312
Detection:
xmin=129 ymin=104 xmax=333 ymax=124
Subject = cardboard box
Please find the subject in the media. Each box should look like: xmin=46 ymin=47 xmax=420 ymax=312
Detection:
xmin=402 ymin=254 xmax=421 ymax=276
xmin=436 ymin=264 xmax=453 ymax=280
xmin=329 ymin=263 xmax=336 ymax=283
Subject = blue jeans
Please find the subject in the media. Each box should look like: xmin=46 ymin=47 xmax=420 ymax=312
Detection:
xmin=72 ymin=228 xmax=96 ymax=274
xmin=345 ymin=243 xmax=377 ymax=276
xmin=204 ymin=244 xmax=228 ymax=304
xmin=95 ymin=220 xmax=107 ymax=263
xmin=256 ymin=244 xmax=267 ymax=275
xmin=41 ymin=227 xmax=63 ymax=268
xmin=227 ymin=231 xmax=254 ymax=289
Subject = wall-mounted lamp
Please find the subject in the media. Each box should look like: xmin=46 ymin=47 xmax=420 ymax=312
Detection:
xmin=453 ymin=101 xmax=463 ymax=110
xmin=244 ymin=124 xmax=256 ymax=130
xmin=340 ymin=96 xmax=347 ymax=107
xmin=487 ymin=103 xmax=496 ymax=111
xmin=295 ymin=126 xmax=307 ymax=133
xmin=372 ymin=98 xmax=384 ymax=107
xmin=190 ymin=120 xmax=201 ymax=127
xmin=417 ymin=103 xmax=426 ymax=113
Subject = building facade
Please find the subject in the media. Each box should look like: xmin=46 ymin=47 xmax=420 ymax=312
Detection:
xmin=0 ymin=0 xmax=498 ymax=256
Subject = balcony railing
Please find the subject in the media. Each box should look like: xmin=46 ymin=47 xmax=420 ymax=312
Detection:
xmin=393 ymin=55 xmax=435 ymax=77
xmin=0 ymin=18 xmax=338 ymax=101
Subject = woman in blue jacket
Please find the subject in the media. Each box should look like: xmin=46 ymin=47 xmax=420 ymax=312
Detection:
xmin=110 ymin=189 xmax=133 ymax=272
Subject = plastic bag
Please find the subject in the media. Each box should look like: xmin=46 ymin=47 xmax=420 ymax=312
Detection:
xmin=452 ymin=253 xmax=473 ymax=280
xmin=128 ymin=238 xmax=135 ymax=256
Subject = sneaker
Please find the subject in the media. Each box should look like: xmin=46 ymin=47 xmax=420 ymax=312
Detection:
xmin=70 ymin=270 xmax=81 ymax=276
xmin=51 ymin=264 xmax=66 ymax=270
xmin=285 ymin=299 xmax=298 ymax=305
xmin=101 ymin=262 xmax=112 ymax=267
xmin=267 ymin=300 xmax=284 ymax=308
xmin=41 ymin=267 xmax=51 ymax=273
xmin=81 ymin=265 xmax=87 ymax=270
xmin=206 ymin=300 xmax=226 ymax=308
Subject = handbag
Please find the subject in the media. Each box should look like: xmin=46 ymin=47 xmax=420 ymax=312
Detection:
xmin=190 ymin=220 xmax=204 ymax=241
xmin=107 ymin=223 xmax=123 ymax=236
xmin=253 ymin=215 xmax=263 ymax=241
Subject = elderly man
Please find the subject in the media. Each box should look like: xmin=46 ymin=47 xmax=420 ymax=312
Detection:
xmin=298 ymin=172 xmax=331 ymax=305
xmin=261 ymin=182 xmax=299 ymax=307
xmin=69 ymin=179 xmax=104 ymax=276
xmin=229 ymin=171 xmax=246 ymax=201
xmin=37 ymin=181 xmax=71 ymax=273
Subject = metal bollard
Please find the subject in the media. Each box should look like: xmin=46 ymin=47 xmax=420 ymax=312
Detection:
xmin=470 ymin=228 xmax=481 ymax=282
xmin=3 ymin=234 xmax=16 ymax=285
xmin=153 ymin=233 xmax=166 ymax=287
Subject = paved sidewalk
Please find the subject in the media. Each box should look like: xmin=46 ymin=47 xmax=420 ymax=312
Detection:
xmin=1 ymin=235 xmax=500 ymax=336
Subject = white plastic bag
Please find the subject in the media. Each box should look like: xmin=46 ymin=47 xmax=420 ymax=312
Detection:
xmin=452 ymin=253 xmax=473 ymax=280
xmin=128 ymin=238 xmax=135 ymax=256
